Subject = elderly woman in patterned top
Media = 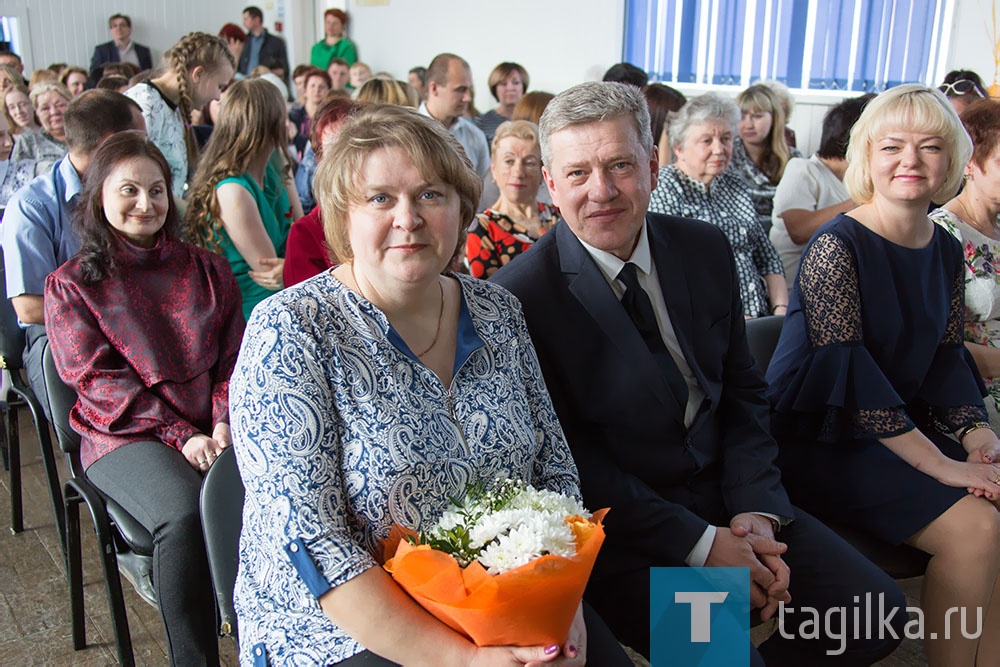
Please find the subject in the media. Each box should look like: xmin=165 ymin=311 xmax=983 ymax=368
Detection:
xmin=466 ymin=120 xmax=557 ymax=278
xmin=230 ymin=104 xmax=630 ymax=666
xmin=649 ymin=92 xmax=788 ymax=318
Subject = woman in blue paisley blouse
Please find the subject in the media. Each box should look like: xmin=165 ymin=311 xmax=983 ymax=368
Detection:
xmin=229 ymin=104 xmax=631 ymax=666
xmin=649 ymin=92 xmax=788 ymax=318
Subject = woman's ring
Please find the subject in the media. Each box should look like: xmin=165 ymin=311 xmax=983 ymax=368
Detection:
xmin=995 ymin=474 xmax=1000 ymax=485
xmin=198 ymin=459 xmax=207 ymax=466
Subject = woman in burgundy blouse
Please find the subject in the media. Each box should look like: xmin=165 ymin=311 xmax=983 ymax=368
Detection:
xmin=44 ymin=131 xmax=245 ymax=666
xmin=283 ymin=96 xmax=357 ymax=287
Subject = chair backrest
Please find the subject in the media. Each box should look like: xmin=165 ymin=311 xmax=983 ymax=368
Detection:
xmin=40 ymin=337 xmax=82 ymax=458
xmin=744 ymin=315 xmax=785 ymax=374
xmin=0 ymin=261 xmax=27 ymax=372
xmin=200 ymin=445 xmax=244 ymax=644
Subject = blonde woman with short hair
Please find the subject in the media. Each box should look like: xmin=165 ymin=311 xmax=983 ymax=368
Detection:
xmin=466 ymin=120 xmax=556 ymax=278
xmin=767 ymin=84 xmax=1000 ymax=667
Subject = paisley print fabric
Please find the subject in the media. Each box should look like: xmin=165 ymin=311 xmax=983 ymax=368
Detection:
xmin=230 ymin=270 xmax=580 ymax=664
xmin=728 ymin=136 xmax=802 ymax=233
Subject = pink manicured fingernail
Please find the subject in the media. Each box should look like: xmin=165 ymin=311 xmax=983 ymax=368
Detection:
xmin=568 ymin=645 xmax=578 ymax=657
xmin=545 ymin=644 xmax=560 ymax=655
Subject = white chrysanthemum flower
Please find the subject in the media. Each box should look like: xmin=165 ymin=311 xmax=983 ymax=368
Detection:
xmin=423 ymin=480 xmax=589 ymax=572
xmin=479 ymin=540 xmax=519 ymax=575
xmin=468 ymin=512 xmax=512 ymax=550
xmin=435 ymin=510 xmax=464 ymax=532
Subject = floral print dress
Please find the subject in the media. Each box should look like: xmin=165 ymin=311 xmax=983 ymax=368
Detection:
xmin=466 ymin=203 xmax=559 ymax=278
xmin=931 ymin=207 xmax=1000 ymax=413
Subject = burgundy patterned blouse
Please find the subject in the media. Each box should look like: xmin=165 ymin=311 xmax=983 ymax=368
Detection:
xmin=44 ymin=234 xmax=246 ymax=469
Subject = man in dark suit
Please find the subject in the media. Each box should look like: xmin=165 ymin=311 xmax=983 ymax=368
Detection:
xmin=491 ymin=81 xmax=906 ymax=665
xmin=238 ymin=5 xmax=289 ymax=86
xmin=88 ymin=14 xmax=153 ymax=87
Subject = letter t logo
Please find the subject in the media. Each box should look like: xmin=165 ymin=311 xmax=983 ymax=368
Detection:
xmin=675 ymin=591 xmax=729 ymax=642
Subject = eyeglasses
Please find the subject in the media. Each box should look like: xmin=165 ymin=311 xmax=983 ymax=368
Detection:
xmin=938 ymin=79 xmax=985 ymax=98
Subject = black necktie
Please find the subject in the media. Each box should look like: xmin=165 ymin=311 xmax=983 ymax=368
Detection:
xmin=617 ymin=262 xmax=689 ymax=412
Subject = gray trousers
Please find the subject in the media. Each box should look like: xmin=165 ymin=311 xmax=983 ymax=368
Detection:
xmin=87 ymin=440 xmax=219 ymax=667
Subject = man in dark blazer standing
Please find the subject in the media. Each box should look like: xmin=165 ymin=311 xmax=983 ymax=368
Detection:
xmin=237 ymin=6 xmax=289 ymax=85
xmin=88 ymin=14 xmax=153 ymax=87
xmin=491 ymin=81 xmax=906 ymax=665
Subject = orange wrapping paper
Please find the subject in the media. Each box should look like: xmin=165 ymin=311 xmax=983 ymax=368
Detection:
xmin=382 ymin=508 xmax=608 ymax=647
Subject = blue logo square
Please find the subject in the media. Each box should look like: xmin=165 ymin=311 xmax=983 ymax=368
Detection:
xmin=650 ymin=567 xmax=751 ymax=666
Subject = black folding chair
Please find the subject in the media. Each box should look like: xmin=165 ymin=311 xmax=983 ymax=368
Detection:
xmin=0 ymin=260 xmax=64 ymax=554
xmin=200 ymin=445 xmax=244 ymax=647
xmin=42 ymin=340 xmax=154 ymax=667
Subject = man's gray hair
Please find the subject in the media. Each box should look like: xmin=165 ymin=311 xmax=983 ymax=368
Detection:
xmin=667 ymin=92 xmax=740 ymax=150
xmin=539 ymin=81 xmax=653 ymax=166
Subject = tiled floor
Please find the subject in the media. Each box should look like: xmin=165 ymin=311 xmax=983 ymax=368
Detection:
xmin=0 ymin=407 xmax=926 ymax=666
xmin=0 ymin=407 xmax=238 ymax=666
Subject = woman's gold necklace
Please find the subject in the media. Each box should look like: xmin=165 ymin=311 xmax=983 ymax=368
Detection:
xmin=415 ymin=280 xmax=444 ymax=358
xmin=348 ymin=263 xmax=444 ymax=358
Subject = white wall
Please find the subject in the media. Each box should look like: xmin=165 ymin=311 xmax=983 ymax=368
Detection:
xmin=946 ymin=0 xmax=997 ymax=90
xmin=343 ymin=0 xmax=625 ymax=113
xmin=0 ymin=0 xmax=282 ymax=75
xmin=2 ymin=0 xmax=993 ymax=157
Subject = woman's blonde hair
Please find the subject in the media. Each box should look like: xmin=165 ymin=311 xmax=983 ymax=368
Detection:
xmin=163 ymin=32 xmax=235 ymax=176
xmin=184 ymin=78 xmax=290 ymax=251
xmin=28 ymin=69 xmax=57 ymax=89
xmin=354 ymin=78 xmax=414 ymax=107
xmin=0 ymin=65 xmax=21 ymax=91
xmin=58 ymin=66 xmax=88 ymax=88
xmin=844 ymin=84 xmax=972 ymax=204
xmin=316 ymin=104 xmax=482 ymax=264
xmin=490 ymin=120 xmax=540 ymax=158
xmin=29 ymin=80 xmax=71 ymax=107
xmin=736 ymin=84 xmax=791 ymax=183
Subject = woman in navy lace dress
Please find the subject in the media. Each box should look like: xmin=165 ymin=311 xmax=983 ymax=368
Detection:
xmin=766 ymin=84 xmax=1000 ymax=667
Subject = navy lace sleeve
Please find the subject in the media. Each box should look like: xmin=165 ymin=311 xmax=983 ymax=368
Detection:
xmin=772 ymin=231 xmax=915 ymax=441
xmin=918 ymin=263 xmax=988 ymax=432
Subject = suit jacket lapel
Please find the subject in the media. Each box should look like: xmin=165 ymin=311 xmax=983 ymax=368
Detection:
xmin=555 ymin=223 xmax=685 ymax=423
xmin=647 ymin=217 xmax=712 ymax=403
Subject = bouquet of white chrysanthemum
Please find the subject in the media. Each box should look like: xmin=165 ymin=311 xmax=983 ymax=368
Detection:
xmin=423 ymin=479 xmax=590 ymax=574
xmin=382 ymin=479 xmax=608 ymax=647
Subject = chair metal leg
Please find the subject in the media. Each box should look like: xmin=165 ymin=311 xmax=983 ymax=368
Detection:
xmin=66 ymin=478 xmax=135 ymax=666
xmin=0 ymin=403 xmax=8 ymax=472
xmin=7 ymin=398 xmax=21 ymax=534
xmin=10 ymin=383 xmax=65 ymax=557
xmin=65 ymin=490 xmax=85 ymax=650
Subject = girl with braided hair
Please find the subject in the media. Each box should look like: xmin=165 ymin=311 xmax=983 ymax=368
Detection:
xmin=185 ymin=78 xmax=302 ymax=320
xmin=125 ymin=32 xmax=234 ymax=199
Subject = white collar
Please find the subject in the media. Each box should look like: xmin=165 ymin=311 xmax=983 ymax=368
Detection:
xmin=577 ymin=218 xmax=652 ymax=286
